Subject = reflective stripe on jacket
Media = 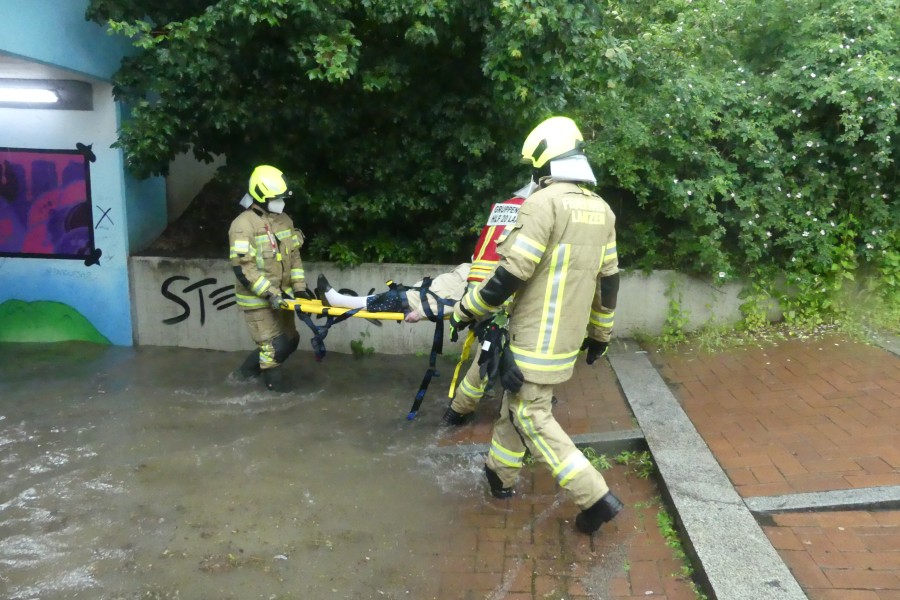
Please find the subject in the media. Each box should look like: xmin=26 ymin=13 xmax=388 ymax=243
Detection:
xmin=479 ymin=180 xmax=618 ymax=384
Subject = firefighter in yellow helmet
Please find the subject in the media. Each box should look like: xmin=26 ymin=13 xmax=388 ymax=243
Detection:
xmin=229 ymin=165 xmax=311 ymax=392
xmin=449 ymin=116 xmax=623 ymax=534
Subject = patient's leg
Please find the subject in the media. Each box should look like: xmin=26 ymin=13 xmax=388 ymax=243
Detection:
xmin=317 ymin=273 xmax=370 ymax=309
xmin=325 ymin=288 xmax=369 ymax=309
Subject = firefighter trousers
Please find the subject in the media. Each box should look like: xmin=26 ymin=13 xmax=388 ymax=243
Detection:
xmin=450 ymin=347 xmax=489 ymax=415
xmin=484 ymin=381 xmax=609 ymax=509
xmin=242 ymin=307 xmax=299 ymax=370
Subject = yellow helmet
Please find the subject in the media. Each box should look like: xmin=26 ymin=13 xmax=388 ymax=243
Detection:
xmin=520 ymin=116 xmax=585 ymax=169
xmin=248 ymin=165 xmax=290 ymax=203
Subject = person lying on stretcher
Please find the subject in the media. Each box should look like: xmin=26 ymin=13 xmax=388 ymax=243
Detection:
xmin=315 ymin=263 xmax=471 ymax=323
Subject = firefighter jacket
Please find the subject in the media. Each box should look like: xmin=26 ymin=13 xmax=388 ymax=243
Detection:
xmin=468 ymin=197 xmax=525 ymax=285
xmin=457 ymin=180 xmax=618 ymax=385
xmin=228 ymin=206 xmax=306 ymax=311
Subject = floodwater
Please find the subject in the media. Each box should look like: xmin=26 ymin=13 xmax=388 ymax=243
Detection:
xmin=0 ymin=343 xmax=485 ymax=600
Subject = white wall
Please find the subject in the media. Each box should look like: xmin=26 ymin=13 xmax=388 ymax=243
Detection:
xmin=130 ymin=258 xmax=459 ymax=354
xmin=130 ymin=257 xmax=747 ymax=355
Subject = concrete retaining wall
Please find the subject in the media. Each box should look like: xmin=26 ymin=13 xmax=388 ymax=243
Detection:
xmin=130 ymin=256 xmax=747 ymax=354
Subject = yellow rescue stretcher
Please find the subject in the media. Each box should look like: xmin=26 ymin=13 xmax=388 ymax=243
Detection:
xmin=284 ymin=292 xmax=453 ymax=420
xmin=283 ymin=298 xmax=406 ymax=321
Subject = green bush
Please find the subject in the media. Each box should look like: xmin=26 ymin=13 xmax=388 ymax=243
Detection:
xmin=588 ymin=0 xmax=898 ymax=328
xmin=91 ymin=0 xmax=898 ymax=328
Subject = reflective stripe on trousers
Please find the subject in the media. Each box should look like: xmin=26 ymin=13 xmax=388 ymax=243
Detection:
xmin=241 ymin=307 xmax=298 ymax=369
xmin=484 ymin=381 xmax=609 ymax=509
xmin=450 ymin=347 xmax=489 ymax=415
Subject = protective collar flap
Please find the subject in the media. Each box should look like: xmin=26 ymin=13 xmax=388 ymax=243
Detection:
xmin=549 ymin=155 xmax=596 ymax=185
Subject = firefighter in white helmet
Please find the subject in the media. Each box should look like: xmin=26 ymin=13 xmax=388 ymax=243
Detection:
xmin=229 ymin=165 xmax=311 ymax=392
xmin=449 ymin=116 xmax=623 ymax=534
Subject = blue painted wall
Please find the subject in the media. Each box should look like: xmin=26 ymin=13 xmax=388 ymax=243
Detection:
xmin=0 ymin=0 xmax=133 ymax=81
xmin=0 ymin=0 xmax=167 ymax=345
xmin=125 ymin=171 xmax=168 ymax=253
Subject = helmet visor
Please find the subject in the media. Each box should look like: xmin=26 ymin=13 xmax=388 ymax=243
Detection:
xmin=270 ymin=189 xmax=293 ymax=202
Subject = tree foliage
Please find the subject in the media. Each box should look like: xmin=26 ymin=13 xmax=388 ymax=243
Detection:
xmin=89 ymin=0 xmax=898 ymax=327
xmin=87 ymin=0 xmax=629 ymax=265
xmin=584 ymin=0 xmax=899 ymax=326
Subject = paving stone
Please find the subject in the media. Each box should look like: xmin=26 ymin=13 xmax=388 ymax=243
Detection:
xmin=425 ymin=333 xmax=899 ymax=599
xmin=648 ymin=336 xmax=900 ymax=600
xmin=610 ymin=346 xmax=808 ymax=600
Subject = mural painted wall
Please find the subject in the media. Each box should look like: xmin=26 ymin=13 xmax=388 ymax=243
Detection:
xmin=0 ymin=82 xmax=126 ymax=344
xmin=0 ymin=2 xmax=168 ymax=346
xmin=0 ymin=62 xmax=147 ymax=345
xmin=0 ymin=300 xmax=109 ymax=344
xmin=0 ymin=145 xmax=102 ymax=264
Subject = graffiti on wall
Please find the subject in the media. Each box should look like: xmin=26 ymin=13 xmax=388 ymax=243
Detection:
xmin=158 ymin=273 xmax=365 ymax=327
xmin=161 ymin=275 xmax=236 ymax=325
xmin=0 ymin=144 xmax=103 ymax=266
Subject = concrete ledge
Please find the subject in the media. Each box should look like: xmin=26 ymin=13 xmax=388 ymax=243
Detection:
xmin=572 ymin=429 xmax=647 ymax=456
xmin=129 ymin=257 xmax=747 ymax=353
xmin=870 ymin=331 xmax=900 ymax=358
xmin=130 ymin=257 xmax=459 ymax=354
xmin=608 ymin=343 xmax=808 ymax=600
xmin=747 ymin=485 xmax=900 ymax=516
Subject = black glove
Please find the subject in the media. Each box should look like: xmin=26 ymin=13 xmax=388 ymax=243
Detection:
xmin=448 ymin=313 xmax=471 ymax=342
xmin=499 ymin=347 xmax=524 ymax=393
xmin=267 ymin=291 xmax=286 ymax=310
xmin=581 ymin=338 xmax=609 ymax=365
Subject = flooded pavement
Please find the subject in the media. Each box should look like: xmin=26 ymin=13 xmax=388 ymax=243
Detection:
xmin=0 ymin=342 xmax=485 ymax=600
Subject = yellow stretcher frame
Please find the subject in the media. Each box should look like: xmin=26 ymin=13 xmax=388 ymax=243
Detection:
xmin=284 ymin=296 xmax=453 ymax=419
xmin=284 ymin=298 xmax=451 ymax=321
xmin=283 ymin=298 xmax=405 ymax=321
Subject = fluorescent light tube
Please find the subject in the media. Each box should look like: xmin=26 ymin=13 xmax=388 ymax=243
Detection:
xmin=0 ymin=88 xmax=59 ymax=103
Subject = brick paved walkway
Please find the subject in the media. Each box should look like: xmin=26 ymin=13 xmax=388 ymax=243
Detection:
xmin=437 ymin=359 xmax=636 ymax=447
xmin=652 ymin=335 xmax=900 ymax=497
xmin=763 ymin=511 xmax=900 ymax=600
xmin=427 ymin=361 xmax=698 ymax=600
xmin=431 ymin=465 xmax=697 ymax=600
xmin=650 ymin=333 xmax=900 ymax=600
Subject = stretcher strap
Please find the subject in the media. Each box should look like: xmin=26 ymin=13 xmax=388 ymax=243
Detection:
xmin=406 ymin=299 xmax=448 ymax=420
xmin=417 ymin=277 xmax=457 ymax=323
xmin=294 ymin=306 xmax=364 ymax=362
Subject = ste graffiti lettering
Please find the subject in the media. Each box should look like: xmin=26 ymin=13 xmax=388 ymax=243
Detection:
xmin=161 ymin=276 xmax=236 ymax=325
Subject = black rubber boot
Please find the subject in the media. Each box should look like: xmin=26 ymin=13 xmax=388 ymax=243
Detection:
xmin=441 ymin=406 xmax=471 ymax=426
xmin=232 ymin=350 xmax=261 ymax=381
xmin=316 ymin=274 xmax=332 ymax=304
xmin=484 ymin=465 xmax=515 ymax=499
xmin=262 ymin=367 xmax=287 ymax=392
xmin=575 ymin=491 xmax=624 ymax=534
